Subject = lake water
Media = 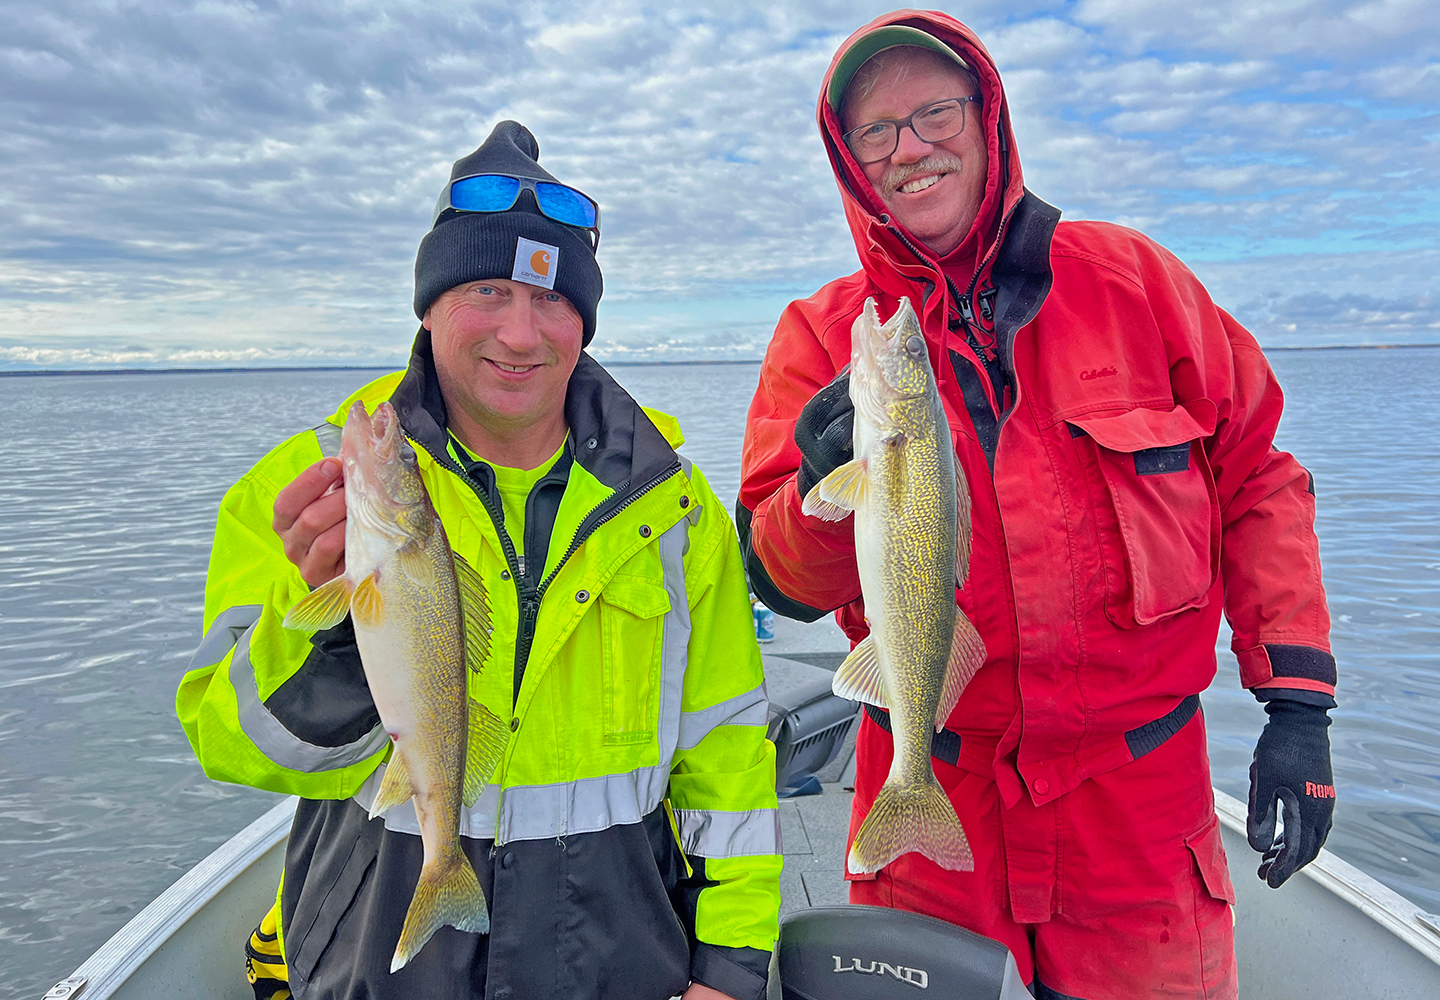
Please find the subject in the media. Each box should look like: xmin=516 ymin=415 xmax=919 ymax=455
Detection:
xmin=0 ymin=350 xmax=1437 ymax=997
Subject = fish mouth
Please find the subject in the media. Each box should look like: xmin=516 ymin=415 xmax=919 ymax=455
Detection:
xmin=850 ymin=297 xmax=930 ymax=410
xmin=348 ymin=401 xmax=402 ymax=461
xmin=341 ymin=401 xmax=410 ymax=511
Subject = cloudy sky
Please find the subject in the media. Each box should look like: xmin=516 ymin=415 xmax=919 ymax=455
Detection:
xmin=1 ymin=0 xmax=1436 ymax=369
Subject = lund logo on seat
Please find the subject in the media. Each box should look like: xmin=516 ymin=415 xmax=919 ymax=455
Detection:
xmin=832 ymin=955 xmax=929 ymax=988
xmin=1080 ymin=366 xmax=1118 ymax=380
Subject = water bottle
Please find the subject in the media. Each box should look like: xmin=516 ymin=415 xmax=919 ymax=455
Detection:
xmin=753 ymin=600 xmax=775 ymax=644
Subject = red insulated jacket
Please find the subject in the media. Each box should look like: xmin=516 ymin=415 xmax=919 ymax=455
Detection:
xmin=737 ymin=10 xmax=1336 ymax=810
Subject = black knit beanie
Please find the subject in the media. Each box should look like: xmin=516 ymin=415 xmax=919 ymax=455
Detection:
xmin=414 ymin=121 xmax=603 ymax=346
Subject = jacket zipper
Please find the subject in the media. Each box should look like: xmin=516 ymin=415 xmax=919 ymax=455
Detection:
xmin=408 ymin=432 xmax=680 ymax=706
xmin=510 ymin=461 xmax=681 ymax=697
xmin=533 ymin=461 xmax=682 ymax=597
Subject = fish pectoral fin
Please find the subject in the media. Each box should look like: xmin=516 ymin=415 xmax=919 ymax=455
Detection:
xmin=832 ymin=635 xmax=888 ymax=709
xmin=351 ymin=573 xmax=385 ymax=628
xmin=281 ymin=575 xmax=353 ymax=631
xmin=454 ymin=553 xmax=492 ymax=674
xmin=935 ymin=610 xmax=987 ymax=730
xmin=819 ymin=458 xmax=868 ymax=507
xmin=397 ymin=540 xmax=438 ymax=588
xmin=801 ymin=458 xmax=868 ymax=522
xmin=370 ymin=751 xmax=415 ymax=819
xmin=463 ymin=699 xmax=509 ymax=807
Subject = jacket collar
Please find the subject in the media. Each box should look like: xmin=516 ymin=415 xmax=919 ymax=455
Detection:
xmin=390 ymin=328 xmax=679 ymax=499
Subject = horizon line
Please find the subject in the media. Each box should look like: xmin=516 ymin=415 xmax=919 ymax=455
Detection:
xmin=0 ymin=358 xmax=770 ymax=377
xmin=1 ymin=342 xmax=1438 ymax=377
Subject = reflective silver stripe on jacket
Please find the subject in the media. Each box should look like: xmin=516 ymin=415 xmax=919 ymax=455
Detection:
xmin=355 ymin=519 xmax=697 ymax=843
xmin=313 ymin=421 xmax=342 ymax=457
xmin=677 ymin=683 xmax=768 ymax=752
xmin=189 ymin=605 xmax=265 ymax=671
xmin=198 ymin=605 xmax=388 ymax=773
xmin=674 ymin=807 xmax=782 ymax=858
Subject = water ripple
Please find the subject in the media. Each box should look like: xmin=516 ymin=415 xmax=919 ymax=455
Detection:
xmin=1 ymin=356 xmax=1437 ymax=997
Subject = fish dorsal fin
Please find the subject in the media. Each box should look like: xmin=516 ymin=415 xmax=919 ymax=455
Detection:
xmin=454 ymin=553 xmax=491 ymax=674
xmin=351 ymin=573 xmax=385 ymax=629
xmin=831 ymin=634 xmax=888 ymax=709
xmin=463 ymin=699 xmax=509 ymax=807
xmin=955 ymin=464 xmax=974 ymax=587
xmin=370 ymin=750 xmax=414 ymax=819
xmin=282 ymin=575 xmax=353 ymax=632
xmin=801 ymin=458 xmax=868 ymax=522
xmin=935 ymin=610 xmax=987 ymax=730
xmin=397 ymin=540 xmax=438 ymax=588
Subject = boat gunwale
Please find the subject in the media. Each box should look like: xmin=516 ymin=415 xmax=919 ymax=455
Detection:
xmin=49 ymin=796 xmax=296 ymax=1000
xmin=48 ymin=789 xmax=1440 ymax=997
xmin=1213 ymin=787 xmax=1440 ymax=966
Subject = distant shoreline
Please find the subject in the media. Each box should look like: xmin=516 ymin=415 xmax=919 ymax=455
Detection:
xmin=0 ymin=359 xmax=768 ymax=377
xmin=1 ymin=343 xmax=1437 ymax=377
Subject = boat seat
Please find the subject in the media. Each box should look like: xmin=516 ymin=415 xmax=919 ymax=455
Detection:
xmin=764 ymin=656 xmax=859 ymax=795
xmin=768 ymin=904 xmax=1031 ymax=999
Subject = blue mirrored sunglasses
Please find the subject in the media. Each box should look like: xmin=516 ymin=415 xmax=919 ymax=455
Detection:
xmin=433 ymin=174 xmax=601 ymax=248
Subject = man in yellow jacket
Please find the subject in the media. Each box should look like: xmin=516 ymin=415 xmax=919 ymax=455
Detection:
xmin=177 ymin=120 xmax=781 ymax=1000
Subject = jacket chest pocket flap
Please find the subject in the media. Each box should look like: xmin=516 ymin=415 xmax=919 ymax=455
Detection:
xmin=1068 ymin=405 xmax=1220 ymax=628
xmin=598 ymin=576 xmax=672 ymax=745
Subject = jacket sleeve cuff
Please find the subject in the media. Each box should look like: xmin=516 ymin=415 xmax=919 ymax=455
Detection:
xmin=690 ymin=943 xmax=771 ymax=1000
xmin=1237 ymin=643 xmax=1336 ymax=698
xmin=263 ymin=617 xmax=380 ymax=747
xmin=735 ymin=497 xmax=832 ymax=623
xmin=1253 ymin=686 xmax=1337 ymax=710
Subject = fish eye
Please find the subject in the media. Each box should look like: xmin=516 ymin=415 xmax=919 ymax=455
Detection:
xmin=905 ymin=335 xmax=925 ymax=355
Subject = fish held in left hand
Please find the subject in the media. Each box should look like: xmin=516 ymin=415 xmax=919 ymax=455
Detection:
xmin=802 ymin=296 xmax=985 ymax=875
xmin=283 ymin=400 xmax=508 ymax=972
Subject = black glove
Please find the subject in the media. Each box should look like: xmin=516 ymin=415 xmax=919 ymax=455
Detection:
xmin=794 ymin=373 xmax=854 ymax=499
xmin=1247 ymin=698 xmax=1335 ymax=887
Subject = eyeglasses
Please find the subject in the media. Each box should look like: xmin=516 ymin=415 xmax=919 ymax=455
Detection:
xmin=842 ymin=96 xmax=981 ymax=164
xmin=433 ymin=174 xmax=602 ymax=248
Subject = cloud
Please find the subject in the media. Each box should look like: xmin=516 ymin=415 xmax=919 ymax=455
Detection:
xmin=0 ymin=0 xmax=1435 ymax=369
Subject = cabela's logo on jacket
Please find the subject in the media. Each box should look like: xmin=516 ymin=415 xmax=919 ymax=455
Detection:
xmin=1080 ymin=365 xmax=1118 ymax=380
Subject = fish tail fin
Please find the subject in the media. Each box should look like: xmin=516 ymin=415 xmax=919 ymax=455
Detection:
xmin=847 ymin=777 xmax=973 ymax=875
xmin=390 ymin=853 xmax=490 ymax=973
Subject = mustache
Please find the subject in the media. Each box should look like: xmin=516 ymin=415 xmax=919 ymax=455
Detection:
xmin=881 ymin=153 xmax=966 ymax=196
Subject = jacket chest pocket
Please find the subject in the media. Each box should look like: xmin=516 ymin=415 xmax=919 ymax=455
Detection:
xmin=598 ymin=575 xmax=671 ymax=745
xmin=1068 ymin=405 xmax=1220 ymax=628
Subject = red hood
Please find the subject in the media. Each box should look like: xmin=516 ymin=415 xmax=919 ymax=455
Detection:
xmin=818 ymin=9 xmax=1026 ymax=310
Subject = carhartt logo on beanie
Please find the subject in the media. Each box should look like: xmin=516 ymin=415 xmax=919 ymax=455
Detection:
xmin=513 ymin=237 xmax=558 ymax=289
xmin=414 ymin=121 xmax=603 ymax=346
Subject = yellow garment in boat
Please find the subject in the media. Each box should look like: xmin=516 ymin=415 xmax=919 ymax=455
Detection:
xmin=244 ymin=898 xmax=289 ymax=1000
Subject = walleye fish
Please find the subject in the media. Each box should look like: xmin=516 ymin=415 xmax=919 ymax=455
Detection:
xmin=803 ymin=297 xmax=986 ymax=874
xmin=284 ymin=400 xmax=508 ymax=972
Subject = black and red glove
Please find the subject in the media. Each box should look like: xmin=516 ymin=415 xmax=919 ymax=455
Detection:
xmin=794 ymin=373 xmax=853 ymax=499
xmin=1247 ymin=698 xmax=1336 ymax=887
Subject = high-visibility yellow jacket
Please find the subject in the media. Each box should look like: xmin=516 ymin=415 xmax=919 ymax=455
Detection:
xmin=177 ymin=337 xmax=781 ymax=1000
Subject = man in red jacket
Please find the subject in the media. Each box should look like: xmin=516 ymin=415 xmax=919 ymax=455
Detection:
xmin=738 ymin=11 xmax=1338 ymax=999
